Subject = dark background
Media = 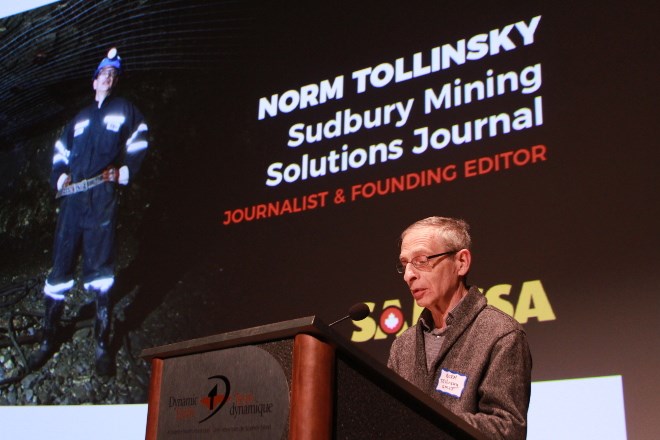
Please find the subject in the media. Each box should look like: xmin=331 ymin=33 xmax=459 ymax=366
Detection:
xmin=0 ymin=1 xmax=657 ymax=438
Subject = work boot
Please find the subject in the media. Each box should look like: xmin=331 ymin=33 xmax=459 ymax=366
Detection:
xmin=28 ymin=296 xmax=65 ymax=370
xmin=94 ymin=292 xmax=113 ymax=376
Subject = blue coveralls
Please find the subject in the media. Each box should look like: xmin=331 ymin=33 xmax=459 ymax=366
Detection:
xmin=45 ymin=96 xmax=148 ymax=298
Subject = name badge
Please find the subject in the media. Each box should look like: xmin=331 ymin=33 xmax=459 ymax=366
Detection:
xmin=436 ymin=368 xmax=468 ymax=398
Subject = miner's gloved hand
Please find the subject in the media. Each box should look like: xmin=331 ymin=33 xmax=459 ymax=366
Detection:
xmin=57 ymin=173 xmax=71 ymax=190
xmin=118 ymin=166 xmax=129 ymax=185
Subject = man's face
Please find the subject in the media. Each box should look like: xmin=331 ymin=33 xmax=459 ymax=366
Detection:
xmin=399 ymin=226 xmax=466 ymax=310
xmin=93 ymin=67 xmax=118 ymax=94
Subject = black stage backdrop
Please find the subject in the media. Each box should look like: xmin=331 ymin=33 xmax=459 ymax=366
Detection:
xmin=0 ymin=1 xmax=657 ymax=438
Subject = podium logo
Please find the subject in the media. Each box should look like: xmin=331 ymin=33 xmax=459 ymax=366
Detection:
xmin=168 ymin=375 xmax=231 ymax=423
xmin=351 ymin=280 xmax=556 ymax=342
xmin=199 ymin=375 xmax=231 ymax=423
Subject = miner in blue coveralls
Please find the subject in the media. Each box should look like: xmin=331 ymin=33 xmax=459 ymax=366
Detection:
xmin=29 ymin=49 xmax=149 ymax=375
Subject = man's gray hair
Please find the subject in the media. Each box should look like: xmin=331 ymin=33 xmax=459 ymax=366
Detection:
xmin=401 ymin=216 xmax=472 ymax=251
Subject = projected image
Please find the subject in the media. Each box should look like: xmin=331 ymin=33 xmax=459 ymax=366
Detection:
xmin=26 ymin=47 xmax=149 ymax=378
xmin=0 ymin=0 xmax=259 ymax=404
xmin=0 ymin=1 xmax=658 ymax=439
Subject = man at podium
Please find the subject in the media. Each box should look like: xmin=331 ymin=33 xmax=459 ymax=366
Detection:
xmin=388 ymin=217 xmax=532 ymax=440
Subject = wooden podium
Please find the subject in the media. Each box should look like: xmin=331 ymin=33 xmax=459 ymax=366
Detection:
xmin=141 ymin=316 xmax=486 ymax=440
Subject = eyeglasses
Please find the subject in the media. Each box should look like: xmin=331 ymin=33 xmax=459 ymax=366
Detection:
xmin=396 ymin=250 xmax=457 ymax=274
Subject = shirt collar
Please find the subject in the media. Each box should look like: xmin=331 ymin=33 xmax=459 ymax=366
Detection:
xmin=419 ymin=290 xmax=469 ymax=332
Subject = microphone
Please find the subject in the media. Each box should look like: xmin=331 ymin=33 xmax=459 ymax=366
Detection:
xmin=329 ymin=302 xmax=371 ymax=327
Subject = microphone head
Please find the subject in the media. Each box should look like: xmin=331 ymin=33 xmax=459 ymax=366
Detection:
xmin=348 ymin=302 xmax=370 ymax=321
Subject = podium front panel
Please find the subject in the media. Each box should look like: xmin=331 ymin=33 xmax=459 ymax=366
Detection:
xmin=154 ymin=341 xmax=293 ymax=440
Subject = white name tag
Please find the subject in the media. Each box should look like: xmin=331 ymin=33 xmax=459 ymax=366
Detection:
xmin=436 ymin=368 xmax=468 ymax=398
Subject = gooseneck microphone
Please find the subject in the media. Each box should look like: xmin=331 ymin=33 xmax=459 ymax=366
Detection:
xmin=328 ymin=302 xmax=371 ymax=327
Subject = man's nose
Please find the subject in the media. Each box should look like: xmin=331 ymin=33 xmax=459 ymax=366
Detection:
xmin=403 ymin=263 xmax=418 ymax=283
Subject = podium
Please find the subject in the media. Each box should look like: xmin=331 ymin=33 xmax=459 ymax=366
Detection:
xmin=140 ymin=316 xmax=486 ymax=440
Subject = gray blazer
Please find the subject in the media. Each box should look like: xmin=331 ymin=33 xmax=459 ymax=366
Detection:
xmin=388 ymin=287 xmax=532 ymax=440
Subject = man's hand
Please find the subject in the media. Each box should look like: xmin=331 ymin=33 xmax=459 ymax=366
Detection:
xmin=118 ymin=166 xmax=129 ymax=185
xmin=57 ymin=173 xmax=71 ymax=191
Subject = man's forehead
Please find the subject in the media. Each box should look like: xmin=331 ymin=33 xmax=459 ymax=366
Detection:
xmin=401 ymin=227 xmax=443 ymax=251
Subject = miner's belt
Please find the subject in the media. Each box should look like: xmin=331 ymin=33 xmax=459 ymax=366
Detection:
xmin=55 ymin=174 xmax=107 ymax=199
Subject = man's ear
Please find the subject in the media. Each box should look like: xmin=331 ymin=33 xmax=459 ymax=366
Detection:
xmin=456 ymin=248 xmax=472 ymax=276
